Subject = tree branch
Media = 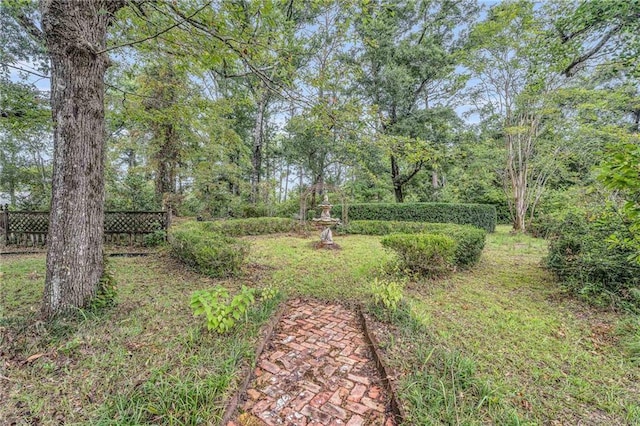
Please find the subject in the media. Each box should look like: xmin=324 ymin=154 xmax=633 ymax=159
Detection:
xmin=563 ymin=24 xmax=622 ymax=77
xmin=15 ymin=11 xmax=43 ymax=42
xmin=96 ymin=1 xmax=212 ymax=54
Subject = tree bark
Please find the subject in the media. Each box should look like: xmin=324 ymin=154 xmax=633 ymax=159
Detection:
xmin=250 ymin=91 xmax=269 ymax=204
xmin=391 ymin=154 xmax=404 ymax=203
xmin=41 ymin=0 xmax=123 ymax=318
xmin=154 ymin=122 xmax=178 ymax=204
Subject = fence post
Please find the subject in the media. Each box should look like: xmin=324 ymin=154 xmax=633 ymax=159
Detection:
xmin=164 ymin=209 xmax=171 ymax=239
xmin=3 ymin=204 xmax=8 ymax=246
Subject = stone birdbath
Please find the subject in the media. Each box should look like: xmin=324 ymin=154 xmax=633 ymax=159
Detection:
xmin=312 ymin=194 xmax=341 ymax=246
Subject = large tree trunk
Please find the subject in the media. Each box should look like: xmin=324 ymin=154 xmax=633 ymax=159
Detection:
xmin=41 ymin=0 xmax=122 ymax=318
xmin=390 ymin=154 xmax=404 ymax=203
xmin=250 ymin=91 xmax=269 ymax=204
xmin=154 ymin=123 xmax=178 ymax=205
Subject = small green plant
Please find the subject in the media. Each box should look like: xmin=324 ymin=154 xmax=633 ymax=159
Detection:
xmin=370 ymin=278 xmax=403 ymax=311
xmin=257 ymin=286 xmax=279 ymax=301
xmin=143 ymin=230 xmax=167 ymax=247
xmin=190 ymin=286 xmax=256 ymax=334
xmin=92 ymin=257 xmax=117 ymax=310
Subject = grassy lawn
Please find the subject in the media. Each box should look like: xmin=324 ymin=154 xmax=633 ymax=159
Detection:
xmin=0 ymin=254 xmax=280 ymax=425
xmin=1 ymin=226 xmax=638 ymax=424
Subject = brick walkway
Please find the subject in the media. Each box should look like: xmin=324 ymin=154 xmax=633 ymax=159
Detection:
xmin=228 ymin=300 xmax=396 ymax=426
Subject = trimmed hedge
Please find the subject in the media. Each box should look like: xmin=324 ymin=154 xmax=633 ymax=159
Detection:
xmin=381 ymin=233 xmax=456 ymax=277
xmin=325 ymin=203 xmax=496 ymax=232
xmin=199 ymin=217 xmax=306 ymax=237
xmin=341 ymin=220 xmax=486 ymax=268
xmin=169 ymin=222 xmax=249 ymax=278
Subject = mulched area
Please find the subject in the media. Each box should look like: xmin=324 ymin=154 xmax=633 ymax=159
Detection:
xmin=228 ymin=299 xmax=396 ymax=426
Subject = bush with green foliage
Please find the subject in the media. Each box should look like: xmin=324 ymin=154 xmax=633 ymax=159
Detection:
xmin=327 ymin=202 xmax=496 ymax=232
xmin=546 ymin=210 xmax=640 ymax=311
xmin=199 ymin=217 xmax=305 ymax=236
xmin=381 ymin=233 xmax=456 ymax=277
xmin=190 ymin=286 xmax=255 ymax=334
xmin=169 ymin=223 xmax=249 ymax=278
xmin=342 ymin=220 xmax=486 ymax=268
xmin=370 ymin=278 xmax=404 ymax=311
xmin=143 ymin=230 xmax=167 ymax=247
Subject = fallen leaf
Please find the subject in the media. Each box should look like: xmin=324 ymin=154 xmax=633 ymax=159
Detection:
xmin=26 ymin=353 xmax=45 ymax=363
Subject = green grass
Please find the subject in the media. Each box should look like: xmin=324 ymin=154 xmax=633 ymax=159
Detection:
xmin=0 ymin=254 xmax=280 ymax=425
xmin=1 ymin=226 xmax=639 ymax=424
xmin=244 ymin=233 xmax=395 ymax=300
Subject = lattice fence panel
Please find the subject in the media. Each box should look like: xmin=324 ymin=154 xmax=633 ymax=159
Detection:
xmin=1 ymin=209 xmax=168 ymax=247
xmin=104 ymin=211 xmax=166 ymax=234
xmin=8 ymin=212 xmax=49 ymax=233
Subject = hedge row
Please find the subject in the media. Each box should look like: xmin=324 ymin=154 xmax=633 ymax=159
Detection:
xmin=199 ymin=217 xmax=306 ymax=236
xmin=341 ymin=220 xmax=486 ymax=268
xmin=169 ymin=222 xmax=249 ymax=278
xmin=326 ymin=203 xmax=496 ymax=232
xmin=381 ymin=233 xmax=456 ymax=277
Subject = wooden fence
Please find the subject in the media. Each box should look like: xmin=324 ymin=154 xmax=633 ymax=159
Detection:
xmin=0 ymin=205 xmax=170 ymax=247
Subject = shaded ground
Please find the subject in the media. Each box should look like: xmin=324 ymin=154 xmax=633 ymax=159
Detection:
xmin=229 ymin=299 xmax=395 ymax=426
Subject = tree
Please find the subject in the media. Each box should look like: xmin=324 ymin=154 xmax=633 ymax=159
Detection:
xmin=551 ymin=0 xmax=640 ymax=78
xmin=347 ymin=0 xmax=476 ymax=202
xmin=10 ymin=0 xmax=126 ymax=317
xmin=466 ymin=0 xmax=566 ymax=232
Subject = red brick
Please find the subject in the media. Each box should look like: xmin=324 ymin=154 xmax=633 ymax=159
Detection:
xmin=339 ymin=345 xmax=354 ymax=357
xmin=336 ymin=356 xmax=357 ymax=365
xmin=346 ymin=415 xmax=365 ymax=426
xmin=347 ymin=374 xmax=371 ymax=385
xmin=321 ymin=402 xmax=348 ymax=420
xmin=329 ymin=389 xmax=342 ymax=405
xmin=302 ymin=381 xmax=322 ymax=394
xmin=347 ymin=383 xmax=367 ymax=402
xmin=340 ymin=378 xmax=355 ymax=389
xmin=287 ymin=342 xmax=306 ymax=352
xmin=251 ymin=399 xmax=272 ymax=416
xmin=309 ymin=391 xmax=332 ymax=408
xmin=246 ymin=389 xmax=261 ymax=400
xmin=368 ymin=385 xmax=382 ymax=400
xmin=361 ymin=396 xmax=384 ymax=412
xmin=291 ymin=391 xmax=315 ymax=411
xmin=323 ymin=364 xmax=338 ymax=378
xmin=259 ymin=359 xmax=281 ymax=375
xmin=344 ymin=401 xmax=369 ymax=416
xmin=269 ymin=350 xmax=285 ymax=361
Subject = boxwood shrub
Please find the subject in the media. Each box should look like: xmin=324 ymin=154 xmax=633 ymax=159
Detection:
xmin=199 ymin=217 xmax=305 ymax=236
xmin=326 ymin=202 xmax=496 ymax=232
xmin=341 ymin=220 xmax=485 ymax=268
xmin=169 ymin=223 xmax=249 ymax=278
xmin=381 ymin=233 xmax=456 ymax=277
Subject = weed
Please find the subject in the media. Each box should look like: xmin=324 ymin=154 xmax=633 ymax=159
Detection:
xmin=190 ymin=286 xmax=256 ymax=334
xmin=370 ymin=277 xmax=403 ymax=312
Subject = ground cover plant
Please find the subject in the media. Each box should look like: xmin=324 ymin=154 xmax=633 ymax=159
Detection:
xmin=2 ymin=227 xmax=639 ymax=424
xmin=0 ymin=254 xmax=280 ymax=425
